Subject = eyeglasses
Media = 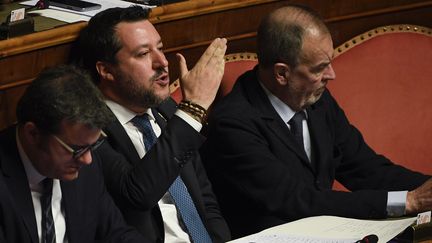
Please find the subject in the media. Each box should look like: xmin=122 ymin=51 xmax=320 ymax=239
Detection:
xmin=53 ymin=131 xmax=107 ymax=159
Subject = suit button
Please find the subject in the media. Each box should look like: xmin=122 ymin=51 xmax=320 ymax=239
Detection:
xmin=174 ymin=157 xmax=186 ymax=167
xmin=315 ymin=180 xmax=321 ymax=188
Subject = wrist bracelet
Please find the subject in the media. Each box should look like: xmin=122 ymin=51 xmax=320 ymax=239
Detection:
xmin=178 ymin=100 xmax=208 ymax=124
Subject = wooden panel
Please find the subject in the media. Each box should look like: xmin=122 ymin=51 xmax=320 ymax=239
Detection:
xmin=328 ymin=4 xmax=432 ymax=46
xmin=157 ymin=1 xmax=285 ymax=80
xmin=0 ymin=86 xmax=25 ymax=127
xmin=1 ymin=0 xmax=432 ymax=130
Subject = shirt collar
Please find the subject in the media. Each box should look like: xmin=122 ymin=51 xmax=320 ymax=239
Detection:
xmin=258 ymin=81 xmax=308 ymax=123
xmin=105 ymin=99 xmax=155 ymax=125
xmin=16 ymin=128 xmax=45 ymax=187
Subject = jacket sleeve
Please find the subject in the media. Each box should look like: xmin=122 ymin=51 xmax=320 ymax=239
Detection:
xmin=97 ymin=116 xmax=206 ymax=210
xmin=90 ymin=159 xmax=150 ymax=243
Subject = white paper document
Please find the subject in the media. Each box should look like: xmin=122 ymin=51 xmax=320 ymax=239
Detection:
xmin=230 ymin=234 xmax=357 ymax=243
xmin=28 ymin=8 xmax=91 ymax=22
xmin=229 ymin=216 xmax=416 ymax=243
xmin=20 ymin=0 xmax=154 ymax=23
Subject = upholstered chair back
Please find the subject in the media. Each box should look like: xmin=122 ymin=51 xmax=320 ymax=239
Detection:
xmin=329 ymin=25 xmax=432 ymax=190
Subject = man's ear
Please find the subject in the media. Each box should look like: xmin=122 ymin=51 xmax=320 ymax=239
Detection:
xmin=22 ymin=122 xmax=41 ymax=145
xmin=96 ymin=61 xmax=115 ymax=81
xmin=273 ymin=63 xmax=290 ymax=85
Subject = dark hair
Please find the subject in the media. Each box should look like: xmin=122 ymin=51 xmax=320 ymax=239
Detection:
xmin=16 ymin=65 xmax=114 ymax=134
xmin=257 ymin=5 xmax=329 ymax=68
xmin=78 ymin=6 xmax=151 ymax=83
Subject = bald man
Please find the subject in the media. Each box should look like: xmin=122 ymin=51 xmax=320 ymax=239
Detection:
xmin=201 ymin=5 xmax=432 ymax=238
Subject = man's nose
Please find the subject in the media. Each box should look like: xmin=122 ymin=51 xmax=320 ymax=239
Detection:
xmin=324 ymin=64 xmax=336 ymax=80
xmin=153 ymin=50 xmax=168 ymax=68
xmin=76 ymin=150 xmax=92 ymax=166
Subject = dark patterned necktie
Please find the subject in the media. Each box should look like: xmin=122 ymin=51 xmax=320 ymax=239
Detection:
xmin=41 ymin=178 xmax=56 ymax=243
xmin=132 ymin=114 xmax=158 ymax=151
xmin=288 ymin=111 xmax=306 ymax=151
xmin=132 ymin=114 xmax=212 ymax=243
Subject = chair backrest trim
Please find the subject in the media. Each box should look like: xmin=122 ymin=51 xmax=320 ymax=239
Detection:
xmin=170 ymin=52 xmax=258 ymax=95
xmin=334 ymin=24 xmax=432 ymax=58
xmin=224 ymin=52 xmax=258 ymax=63
xmin=169 ymin=79 xmax=180 ymax=94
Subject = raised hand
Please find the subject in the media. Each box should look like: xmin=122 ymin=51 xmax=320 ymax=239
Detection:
xmin=176 ymin=38 xmax=227 ymax=110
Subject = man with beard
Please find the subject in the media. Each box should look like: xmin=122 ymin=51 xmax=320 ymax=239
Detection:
xmin=200 ymin=5 xmax=432 ymax=238
xmin=78 ymin=6 xmax=230 ymax=243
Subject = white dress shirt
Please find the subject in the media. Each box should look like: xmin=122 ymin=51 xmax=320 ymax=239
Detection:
xmin=16 ymin=129 xmax=67 ymax=243
xmin=106 ymin=100 xmax=202 ymax=242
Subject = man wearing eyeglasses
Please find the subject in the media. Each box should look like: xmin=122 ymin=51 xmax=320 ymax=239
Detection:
xmin=0 ymin=65 xmax=149 ymax=243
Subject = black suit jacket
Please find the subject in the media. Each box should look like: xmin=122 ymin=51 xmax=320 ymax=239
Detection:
xmin=0 ymin=126 xmax=148 ymax=243
xmin=200 ymin=68 xmax=430 ymax=238
xmin=98 ymin=98 xmax=230 ymax=243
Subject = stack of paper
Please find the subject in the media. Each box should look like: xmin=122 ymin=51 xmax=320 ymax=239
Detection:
xmin=20 ymin=0 xmax=154 ymax=22
xmin=228 ymin=216 xmax=416 ymax=243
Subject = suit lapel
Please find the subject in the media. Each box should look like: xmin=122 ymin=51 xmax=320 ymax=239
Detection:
xmin=152 ymin=108 xmax=168 ymax=129
xmin=153 ymin=97 xmax=177 ymax=129
xmin=241 ymin=72 xmax=311 ymax=168
xmin=104 ymin=98 xmax=176 ymax=165
xmin=1 ymin=127 xmax=39 ymax=243
xmin=60 ymin=180 xmax=79 ymax=242
xmin=306 ymin=95 xmax=332 ymax=174
xmin=104 ymin=119 xmax=141 ymax=165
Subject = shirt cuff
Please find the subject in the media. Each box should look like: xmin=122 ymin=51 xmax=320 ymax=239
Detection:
xmin=387 ymin=191 xmax=407 ymax=217
xmin=175 ymin=109 xmax=203 ymax=132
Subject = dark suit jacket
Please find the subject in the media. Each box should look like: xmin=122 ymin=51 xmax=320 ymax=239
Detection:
xmin=98 ymin=98 xmax=230 ymax=243
xmin=200 ymin=68 xmax=430 ymax=238
xmin=0 ymin=126 xmax=148 ymax=243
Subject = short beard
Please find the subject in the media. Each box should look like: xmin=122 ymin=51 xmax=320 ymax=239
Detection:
xmin=117 ymin=68 xmax=169 ymax=109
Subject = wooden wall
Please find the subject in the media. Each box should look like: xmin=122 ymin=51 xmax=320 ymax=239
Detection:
xmin=1 ymin=0 xmax=432 ymax=129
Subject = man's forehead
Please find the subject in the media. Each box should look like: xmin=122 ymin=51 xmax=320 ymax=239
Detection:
xmin=115 ymin=20 xmax=162 ymax=48
xmin=116 ymin=20 xmax=158 ymax=37
xmin=59 ymin=120 xmax=98 ymax=134
xmin=300 ymin=33 xmax=334 ymax=64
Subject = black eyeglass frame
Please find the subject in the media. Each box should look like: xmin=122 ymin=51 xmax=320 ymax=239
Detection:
xmin=53 ymin=131 xmax=107 ymax=159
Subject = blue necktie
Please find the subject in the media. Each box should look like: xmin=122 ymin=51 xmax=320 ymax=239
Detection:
xmin=132 ymin=114 xmax=212 ymax=243
xmin=41 ymin=178 xmax=56 ymax=243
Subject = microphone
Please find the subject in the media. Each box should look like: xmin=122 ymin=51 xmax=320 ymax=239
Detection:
xmin=26 ymin=0 xmax=50 ymax=13
xmin=354 ymin=234 xmax=378 ymax=243
xmin=35 ymin=0 xmax=50 ymax=9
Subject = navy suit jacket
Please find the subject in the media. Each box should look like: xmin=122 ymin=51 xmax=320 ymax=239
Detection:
xmin=0 ymin=126 xmax=148 ymax=243
xmin=98 ymin=98 xmax=230 ymax=243
xmin=200 ymin=68 xmax=430 ymax=238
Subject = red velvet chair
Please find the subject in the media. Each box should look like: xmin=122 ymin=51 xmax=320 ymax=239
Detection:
xmin=328 ymin=24 xmax=432 ymax=190
xmin=169 ymin=52 xmax=258 ymax=104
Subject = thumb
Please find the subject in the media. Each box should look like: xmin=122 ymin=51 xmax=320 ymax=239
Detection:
xmin=176 ymin=53 xmax=188 ymax=77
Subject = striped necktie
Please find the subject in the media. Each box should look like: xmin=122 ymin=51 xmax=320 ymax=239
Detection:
xmin=41 ymin=178 xmax=56 ymax=243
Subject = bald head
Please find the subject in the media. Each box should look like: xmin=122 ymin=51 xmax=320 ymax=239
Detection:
xmin=257 ymin=5 xmax=330 ymax=68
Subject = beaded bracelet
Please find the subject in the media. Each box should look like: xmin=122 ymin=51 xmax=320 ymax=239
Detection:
xmin=178 ymin=100 xmax=208 ymax=124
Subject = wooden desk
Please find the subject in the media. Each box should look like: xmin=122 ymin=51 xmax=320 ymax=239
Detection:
xmin=0 ymin=0 xmax=285 ymax=129
xmin=1 ymin=0 xmax=432 ymax=129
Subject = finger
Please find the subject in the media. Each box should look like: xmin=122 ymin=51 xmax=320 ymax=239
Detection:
xmin=217 ymin=38 xmax=228 ymax=57
xmin=207 ymin=40 xmax=227 ymax=70
xmin=196 ymin=38 xmax=220 ymax=66
xmin=176 ymin=53 xmax=188 ymax=77
xmin=209 ymin=38 xmax=227 ymax=65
